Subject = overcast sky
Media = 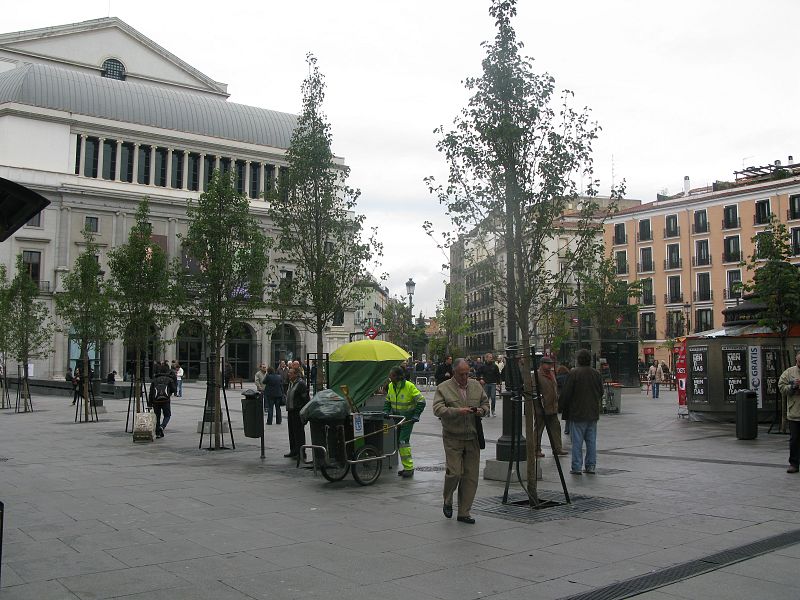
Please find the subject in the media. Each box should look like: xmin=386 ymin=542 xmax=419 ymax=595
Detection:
xmin=5 ymin=1 xmax=799 ymax=316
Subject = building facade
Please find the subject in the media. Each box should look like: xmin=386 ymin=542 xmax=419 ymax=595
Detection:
xmin=0 ymin=17 xmax=356 ymax=380
xmin=605 ymin=166 xmax=800 ymax=367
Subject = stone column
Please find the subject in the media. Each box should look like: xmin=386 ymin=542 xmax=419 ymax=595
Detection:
xmin=114 ymin=140 xmax=122 ymax=181
xmin=110 ymin=339 xmax=123 ymax=381
xmin=53 ymin=329 xmax=68 ymax=375
xmin=132 ymin=143 xmax=140 ymax=183
xmin=78 ymin=134 xmax=87 ymax=176
xmin=148 ymin=146 xmax=156 ymax=186
xmin=168 ymin=218 xmax=177 ymax=260
xmin=198 ymin=153 xmax=206 ymax=191
xmin=56 ymin=206 xmax=71 ymax=269
xmin=96 ymin=138 xmax=105 ymax=179
xmin=166 ymin=148 xmax=173 ymax=188
xmin=182 ymin=151 xmax=189 ymax=190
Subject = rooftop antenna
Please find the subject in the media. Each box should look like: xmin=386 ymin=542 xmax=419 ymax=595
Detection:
xmin=742 ymin=155 xmax=754 ymax=169
xmin=611 ymin=153 xmax=615 ymax=193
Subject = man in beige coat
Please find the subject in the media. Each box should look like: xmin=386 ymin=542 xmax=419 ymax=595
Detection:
xmin=778 ymin=352 xmax=800 ymax=473
xmin=433 ymin=358 xmax=490 ymax=524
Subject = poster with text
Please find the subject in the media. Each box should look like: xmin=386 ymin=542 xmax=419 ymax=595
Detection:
xmin=688 ymin=346 xmax=708 ymax=403
xmin=722 ymin=345 xmax=747 ymax=403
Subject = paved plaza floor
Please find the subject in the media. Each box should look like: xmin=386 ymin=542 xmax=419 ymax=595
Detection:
xmin=1 ymin=382 xmax=799 ymax=599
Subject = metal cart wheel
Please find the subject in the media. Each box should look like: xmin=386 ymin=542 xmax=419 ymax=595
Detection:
xmin=320 ymin=458 xmax=350 ymax=482
xmin=351 ymin=444 xmax=383 ymax=486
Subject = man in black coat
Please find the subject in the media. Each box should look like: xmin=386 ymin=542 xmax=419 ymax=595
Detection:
xmin=284 ymin=366 xmax=310 ymax=459
xmin=435 ymin=356 xmax=454 ymax=385
xmin=559 ymin=349 xmax=603 ymax=475
xmin=477 ymin=353 xmax=502 ymax=417
xmin=148 ymin=363 xmax=176 ymax=438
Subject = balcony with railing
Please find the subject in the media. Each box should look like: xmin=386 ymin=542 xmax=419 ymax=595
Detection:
xmin=637 ymin=261 xmax=655 ymax=273
xmin=722 ymin=250 xmax=741 ymax=263
xmin=664 ymin=225 xmax=681 ymax=239
xmin=664 ymin=292 xmax=684 ymax=304
xmin=636 ymin=230 xmax=652 ymax=242
xmin=722 ymin=216 xmax=741 ymax=230
xmin=692 ymin=255 xmax=712 ymax=267
xmin=36 ymin=280 xmax=51 ymax=293
xmin=693 ymin=289 xmax=713 ymax=302
xmin=788 ymin=208 xmax=800 ymax=221
xmin=641 ymin=327 xmax=657 ymax=340
xmin=754 ymin=212 xmax=774 ymax=226
xmin=664 ymin=257 xmax=683 ymax=270
xmin=613 ymin=232 xmax=628 ymax=245
xmin=615 ymin=262 xmax=628 ymax=275
xmin=692 ymin=222 xmax=709 ymax=234
xmin=723 ymin=286 xmax=743 ymax=300
xmin=640 ymin=293 xmax=655 ymax=306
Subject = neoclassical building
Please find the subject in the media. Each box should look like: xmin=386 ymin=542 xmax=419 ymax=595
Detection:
xmin=0 ymin=17 xmax=354 ymax=380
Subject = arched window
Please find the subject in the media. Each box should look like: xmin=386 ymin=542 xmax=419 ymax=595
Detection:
xmin=101 ymin=58 xmax=126 ymax=81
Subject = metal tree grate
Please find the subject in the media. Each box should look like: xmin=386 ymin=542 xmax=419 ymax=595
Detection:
xmin=414 ymin=465 xmax=447 ymax=472
xmin=473 ymin=492 xmax=636 ymax=524
xmin=558 ymin=528 xmax=800 ymax=600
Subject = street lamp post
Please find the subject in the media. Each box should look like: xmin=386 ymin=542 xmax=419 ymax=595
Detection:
xmin=683 ymin=302 xmax=691 ymax=336
xmin=405 ymin=277 xmax=415 ymax=354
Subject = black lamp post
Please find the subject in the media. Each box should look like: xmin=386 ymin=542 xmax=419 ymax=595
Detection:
xmin=405 ymin=278 xmax=415 ymax=352
xmin=683 ymin=302 xmax=691 ymax=336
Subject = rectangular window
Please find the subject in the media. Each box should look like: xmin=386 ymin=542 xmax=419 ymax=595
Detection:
xmin=203 ymin=155 xmax=216 ymax=190
xmin=667 ymin=275 xmax=682 ymax=303
xmin=641 ymin=278 xmax=654 ymax=306
xmin=723 ymin=204 xmax=739 ymax=229
xmin=638 ymin=219 xmax=651 ymax=242
xmin=154 ymin=147 xmax=168 ymax=187
xmin=792 ymin=228 xmax=800 ymax=256
xmin=789 ymin=195 xmax=800 ymax=220
xmin=26 ymin=213 xmax=42 ymax=228
xmin=120 ymin=143 xmax=134 ymax=183
xmin=220 ymin=157 xmax=231 ymax=176
xmin=755 ymin=231 xmax=770 ymax=259
xmin=137 ymin=145 xmax=151 ymax=184
xmin=666 ymin=243 xmax=681 ymax=269
xmin=665 ymin=214 xmax=679 ymax=238
xmin=666 ymin=310 xmax=683 ymax=338
xmin=613 ymin=223 xmax=626 ymax=245
xmin=639 ymin=247 xmax=653 ymax=272
xmin=279 ymin=166 xmax=289 ymax=202
xmin=695 ymin=239 xmax=710 ymax=266
xmin=22 ymin=250 xmax=41 ymax=283
xmin=171 ymin=150 xmax=184 ymax=189
xmin=249 ymin=162 xmax=261 ymax=199
xmin=754 ymin=199 xmax=771 ymax=225
xmin=696 ymin=308 xmax=713 ymax=333
xmin=235 ymin=160 xmax=246 ymax=195
xmin=187 ymin=153 xmax=200 ymax=191
xmin=727 ymin=270 xmax=742 ymax=299
xmin=85 ymin=216 xmax=99 ymax=233
xmin=101 ymin=140 xmax=116 ymax=180
xmin=85 ymin=137 xmax=99 ymax=178
xmin=696 ymin=272 xmax=711 ymax=302
xmin=723 ymin=235 xmax=740 ymax=263
xmin=74 ymin=134 xmax=82 ymax=175
xmin=615 ymin=250 xmax=627 ymax=274
xmin=693 ymin=209 xmax=708 ymax=234
xmin=640 ymin=312 xmax=656 ymax=340
xmin=265 ymin=165 xmax=276 ymax=195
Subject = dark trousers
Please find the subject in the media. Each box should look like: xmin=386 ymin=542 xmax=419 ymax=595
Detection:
xmin=154 ymin=402 xmax=171 ymax=432
xmin=265 ymin=395 xmax=282 ymax=424
xmin=287 ymin=409 xmax=305 ymax=456
xmin=789 ymin=420 xmax=800 ymax=467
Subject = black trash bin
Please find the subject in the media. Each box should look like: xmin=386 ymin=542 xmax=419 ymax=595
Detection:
xmin=736 ymin=390 xmax=758 ymax=440
xmin=241 ymin=390 xmax=264 ymax=438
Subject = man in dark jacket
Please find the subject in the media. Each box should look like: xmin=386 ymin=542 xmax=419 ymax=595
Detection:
xmin=435 ymin=356 xmax=454 ymax=385
xmin=477 ymin=353 xmax=502 ymax=417
xmin=284 ymin=366 xmax=309 ymax=459
xmin=148 ymin=364 xmax=176 ymax=438
xmin=532 ymin=357 xmax=567 ymax=457
xmin=264 ymin=366 xmax=284 ymax=425
xmin=559 ymin=349 xmax=603 ymax=474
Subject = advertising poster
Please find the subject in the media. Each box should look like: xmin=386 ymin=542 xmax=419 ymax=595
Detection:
xmin=688 ymin=346 xmax=708 ymax=403
xmin=722 ymin=345 xmax=747 ymax=403
xmin=763 ymin=348 xmax=779 ymax=406
xmin=675 ymin=340 xmax=688 ymax=415
xmin=748 ymin=346 xmax=762 ymax=408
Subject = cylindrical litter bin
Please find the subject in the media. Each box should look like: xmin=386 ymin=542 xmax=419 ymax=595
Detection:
xmin=241 ymin=390 xmax=264 ymax=438
xmin=736 ymin=390 xmax=758 ymax=440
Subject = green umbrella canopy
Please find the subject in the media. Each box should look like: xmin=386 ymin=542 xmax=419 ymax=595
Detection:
xmin=329 ymin=340 xmax=410 ymax=408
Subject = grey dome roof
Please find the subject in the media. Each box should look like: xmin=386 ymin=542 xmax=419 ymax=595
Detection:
xmin=0 ymin=63 xmax=297 ymax=149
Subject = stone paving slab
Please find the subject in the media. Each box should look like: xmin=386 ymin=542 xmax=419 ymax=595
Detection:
xmin=2 ymin=384 xmax=800 ymax=599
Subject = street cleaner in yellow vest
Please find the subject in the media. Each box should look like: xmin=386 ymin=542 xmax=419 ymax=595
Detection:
xmin=384 ymin=365 xmax=426 ymax=478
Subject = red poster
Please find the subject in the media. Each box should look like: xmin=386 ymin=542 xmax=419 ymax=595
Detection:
xmin=675 ymin=339 xmax=688 ymax=416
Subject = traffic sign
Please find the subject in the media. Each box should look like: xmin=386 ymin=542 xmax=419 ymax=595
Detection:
xmin=365 ymin=326 xmax=379 ymax=339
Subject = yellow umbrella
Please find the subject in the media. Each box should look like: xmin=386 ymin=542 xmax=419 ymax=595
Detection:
xmin=329 ymin=340 xmax=410 ymax=407
xmin=330 ymin=340 xmax=409 ymax=363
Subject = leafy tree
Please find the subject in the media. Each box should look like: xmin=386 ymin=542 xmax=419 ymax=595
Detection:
xmin=107 ymin=198 xmax=175 ymax=413
xmin=382 ymin=296 xmax=412 ymax=349
xmin=268 ymin=54 xmax=380 ymax=390
xmin=181 ymin=170 xmax=268 ymax=448
xmin=8 ymin=254 xmax=52 ymax=410
xmin=744 ymin=215 xmax=800 ymax=430
xmin=576 ymin=253 xmax=642 ymax=358
xmin=55 ymin=229 xmax=115 ymax=421
xmin=432 ymin=294 xmax=471 ymax=358
xmin=426 ymin=0 xmax=619 ymax=495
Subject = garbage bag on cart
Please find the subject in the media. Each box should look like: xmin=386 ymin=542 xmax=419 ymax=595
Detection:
xmin=300 ymin=388 xmax=351 ymax=423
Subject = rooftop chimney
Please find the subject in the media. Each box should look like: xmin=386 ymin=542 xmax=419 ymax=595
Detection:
xmin=789 ymin=155 xmax=794 ymax=165
xmin=775 ymin=160 xmax=782 ymax=167
xmin=683 ymin=175 xmax=690 ymax=196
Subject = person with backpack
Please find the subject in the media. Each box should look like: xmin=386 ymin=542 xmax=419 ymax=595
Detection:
xmin=149 ymin=364 xmax=176 ymax=438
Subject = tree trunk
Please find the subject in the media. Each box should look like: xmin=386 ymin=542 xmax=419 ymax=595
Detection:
xmin=316 ymin=319 xmax=324 ymax=391
xmin=134 ymin=347 xmax=142 ymax=413
xmin=214 ymin=350 xmax=222 ymax=449
xmin=82 ymin=342 xmax=90 ymax=422
xmin=519 ymin=327 xmax=537 ymax=499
